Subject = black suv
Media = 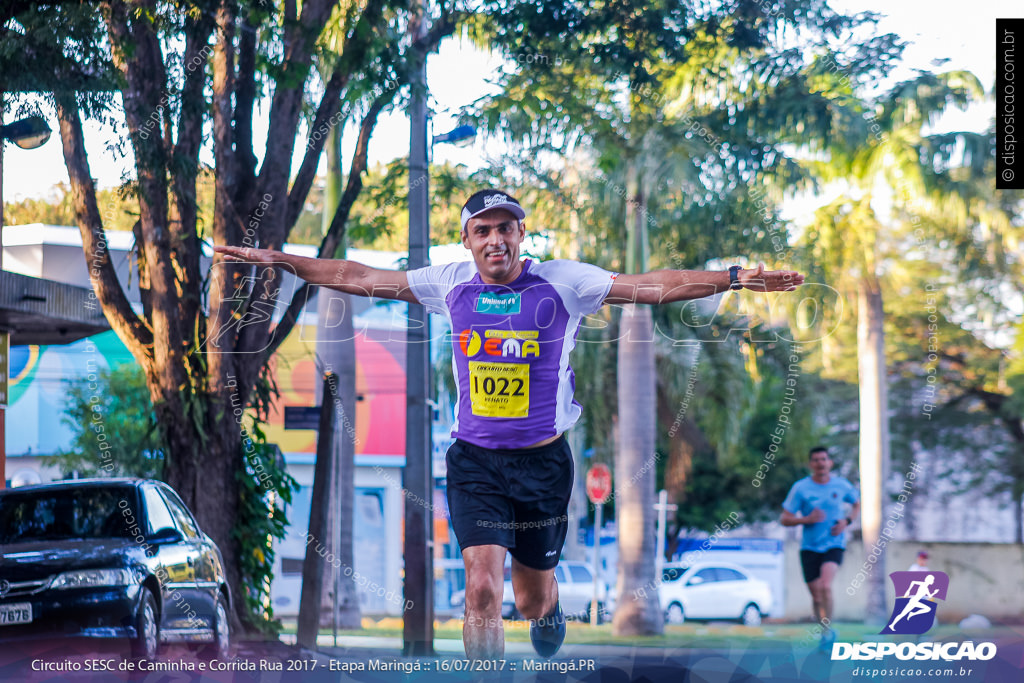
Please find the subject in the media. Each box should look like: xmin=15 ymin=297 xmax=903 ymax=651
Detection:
xmin=0 ymin=478 xmax=231 ymax=660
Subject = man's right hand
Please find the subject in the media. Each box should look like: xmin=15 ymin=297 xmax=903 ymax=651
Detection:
xmin=214 ymin=245 xmax=282 ymax=264
xmin=803 ymin=508 xmax=825 ymax=524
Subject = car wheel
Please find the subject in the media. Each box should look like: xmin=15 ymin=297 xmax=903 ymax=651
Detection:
xmin=130 ymin=591 xmax=159 ymax=662
xmin=741 ymin=603 xmax=762 ymax=627
xmin=666 ymin=602 xmax=685 ymax=625
xmin=200 ymin=594 xmax=231 ymax=660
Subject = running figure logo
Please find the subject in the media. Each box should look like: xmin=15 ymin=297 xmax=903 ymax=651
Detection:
xmin=881 ymin=571 xmax=950 ymax=635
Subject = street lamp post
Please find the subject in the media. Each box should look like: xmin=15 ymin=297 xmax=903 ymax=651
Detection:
xmin=1 ymin=115 xmax=51 ymax=150
xmin=0 ymin=112 xmax=53 ymax=488
xmin=403 ymin=0 xmax=434 ymax=655
xmin=403 ymin=7 xmax=475 ymax=647
xmin=1 ymin=114 xmax=52 ymax=270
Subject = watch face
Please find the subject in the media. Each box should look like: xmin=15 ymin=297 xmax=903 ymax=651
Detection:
xmin=729 ymin=266 xmax=741 ymax=289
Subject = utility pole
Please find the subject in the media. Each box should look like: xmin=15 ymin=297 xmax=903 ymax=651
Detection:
xmin=298 ymin=373 xmax=338 ymax=649
xmin=403 ymin=0 xmax=434 ymax=656
xmin=653 ymin=490 xmax=677 ymax=581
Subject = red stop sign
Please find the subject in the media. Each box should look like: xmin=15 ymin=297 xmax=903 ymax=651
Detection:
xmin=586 ymin=464 xmax=612 ymax=504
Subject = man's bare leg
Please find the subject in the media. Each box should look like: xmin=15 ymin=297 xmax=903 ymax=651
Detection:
xmin=817 ymin=561 xmax=839 ymax=625
xmin=511 ymin=557 xmax=565 ymax=657
xmin=462 ymin=545 xmax=507 ymax=659
xmin=510 ymin=557 xmax=558 ymax=621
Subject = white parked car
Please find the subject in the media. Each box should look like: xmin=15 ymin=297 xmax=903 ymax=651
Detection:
xmin=452 ymin=559 xmax=614 ymax=623
xmin=542 ymin=561 xmax=614 ymax=623
xmin=659 ymin=562 xmax=772 ymax=626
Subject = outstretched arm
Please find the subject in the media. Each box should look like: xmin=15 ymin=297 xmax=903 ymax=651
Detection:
xmin=605 ymin=263 xmax=803 ymax=305
xmin=214 ymin=246 xmax=417 ymax=303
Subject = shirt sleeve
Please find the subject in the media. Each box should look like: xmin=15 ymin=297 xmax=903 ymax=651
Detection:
xmin=782 ymin=483 xmax=803 ymax=514
xmin=538 ymin=260 xmax=618 ymax=315
xmin=406 ymin=261 xmax=472 ymax=316
xmin=843 ymin=479 xmax=860 ymax=504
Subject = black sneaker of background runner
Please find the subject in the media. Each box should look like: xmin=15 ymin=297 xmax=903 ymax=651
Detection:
xmin=530 ymin=602 xmax=566 ymax=658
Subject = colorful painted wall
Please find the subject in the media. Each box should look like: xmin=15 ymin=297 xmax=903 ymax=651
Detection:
xmin=7 ymin=320 xmax=409 ymax=462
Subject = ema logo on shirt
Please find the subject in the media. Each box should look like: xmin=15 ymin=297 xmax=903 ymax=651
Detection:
xmin=458 ymin=330 xmax=540 ymax=359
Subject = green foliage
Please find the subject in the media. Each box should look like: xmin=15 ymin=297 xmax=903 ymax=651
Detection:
xmin=4 ymin=171 xmax=216 ymax=236
xmin=0 ymin=1 xmax=116 ymax=101
xmin=57 ymin=364 xmax=164 ymax=479
xmin=572 ymin=301 xmax=824 ymax=531
xmin=288 ymin=160 xmax=479 ymax=249
xmin=233 ymin=418 xmax=298 ymax=636
xmin=3 ymin=184 xmax=77 ymax=228
xmin=456 ymin=1 xmax=907 ymax=546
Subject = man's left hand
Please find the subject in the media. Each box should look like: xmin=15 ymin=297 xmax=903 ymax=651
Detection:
xmin=739 ymin=263 xmax=804 ymax=292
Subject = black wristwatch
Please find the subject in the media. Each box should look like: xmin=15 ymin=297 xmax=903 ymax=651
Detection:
xmin=728 ymin=265 xmax=743 ymax=290
xmin=845 ymin=517 xmax=853 ymax=526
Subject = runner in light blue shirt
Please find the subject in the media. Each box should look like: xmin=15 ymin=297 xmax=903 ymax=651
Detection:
xmin=781 ymin=446 xmax=860 ymax=648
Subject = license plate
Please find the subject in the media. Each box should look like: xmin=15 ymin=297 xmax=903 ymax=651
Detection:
xmin=0 ymin=603 xmax=32 ymax=625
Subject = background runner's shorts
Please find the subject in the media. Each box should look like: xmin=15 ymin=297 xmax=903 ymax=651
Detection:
xmin=445 ymin=435 xmax=573 ymax=570
xmin=800 ymin=547 xmax=845 ymax=583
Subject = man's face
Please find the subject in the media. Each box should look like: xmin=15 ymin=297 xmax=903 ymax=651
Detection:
xmin=809 ymin=450 xmax=832 ymax=475
xmin=461 ymin=208 xmax=526 ymax=284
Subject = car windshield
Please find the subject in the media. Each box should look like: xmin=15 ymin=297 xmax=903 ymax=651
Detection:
xmin=0 ymin=486 xmax=138 ymax=544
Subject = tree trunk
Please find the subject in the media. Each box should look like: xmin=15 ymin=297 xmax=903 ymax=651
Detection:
xmin=159 ymin=393 xmax=245 ymax=631
xmin=858 ymin=279 xmax=889 ymax=624
xmin=612 ymin=169 xmax=662 ymax=636
xmin=41 ymin=0 xmax=453 ymax=635
xmin=613 ymin=304 xmax=662 ymax=635
xmin=316 ymin=121 xmax=361 ymax=629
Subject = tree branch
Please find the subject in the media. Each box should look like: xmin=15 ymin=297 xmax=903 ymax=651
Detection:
xmin=255 ymin=0 xmax=336 ymax=249
xmin=284 ymin=0 xmax=389 ymax=235
xmin=171 ymin=12 xmax=216 ymax=351
xmin=284 ymin=67 xmax=348 ymax=233
xmin=55 ymin=95 xmax=153 ymax=363
xmin=260 ymin=90 xmax=395 ymax=363
xmin=233 ymin=9 xmax=259 ymax=207
xmin=104 ymin=0 xmax=190 ymax=412
xmin=206 ymin=1 xmax=244 ymax=392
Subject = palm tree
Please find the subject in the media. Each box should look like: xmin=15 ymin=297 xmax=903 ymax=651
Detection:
xmin=801 ymin=69 xmax=983 ymax=622
xmin=467 ymin=0 xmax=905 ymax=636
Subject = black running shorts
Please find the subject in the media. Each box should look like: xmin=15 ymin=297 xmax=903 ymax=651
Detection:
xmin=800 ymin=547 xmax=845 ymax=583
xmin=445 ymin=435 xmax=573 ymax=570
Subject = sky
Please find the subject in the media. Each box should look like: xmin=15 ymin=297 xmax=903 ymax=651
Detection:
xmin=0 ymin=0 xmax=1009 ymax=204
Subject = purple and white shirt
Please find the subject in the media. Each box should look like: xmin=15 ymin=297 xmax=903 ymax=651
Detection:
xmin=407 ymin=259 xmax=617 ymax=449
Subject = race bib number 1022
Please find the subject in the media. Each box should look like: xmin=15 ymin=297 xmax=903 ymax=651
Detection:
xmin=468 ymin=361 xmax=529 ymax=418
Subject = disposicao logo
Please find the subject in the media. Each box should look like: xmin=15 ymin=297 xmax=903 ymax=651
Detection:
xmin=832 ymin=571 xmax=997 ymax=663
xmin=881 ymin=571 xmax=948 ymax=635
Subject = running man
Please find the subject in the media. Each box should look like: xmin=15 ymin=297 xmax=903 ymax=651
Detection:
xmin=217 ymin=188 xmax=804 ymax=659
xmin=888 ymin=574 xmax=939 ymax=631
xmin=781 ymin=446 xmax=860 ymax=648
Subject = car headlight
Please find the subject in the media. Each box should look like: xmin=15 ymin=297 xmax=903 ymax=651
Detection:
xmin=50 ymin=569 xmax=136 ymax=589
